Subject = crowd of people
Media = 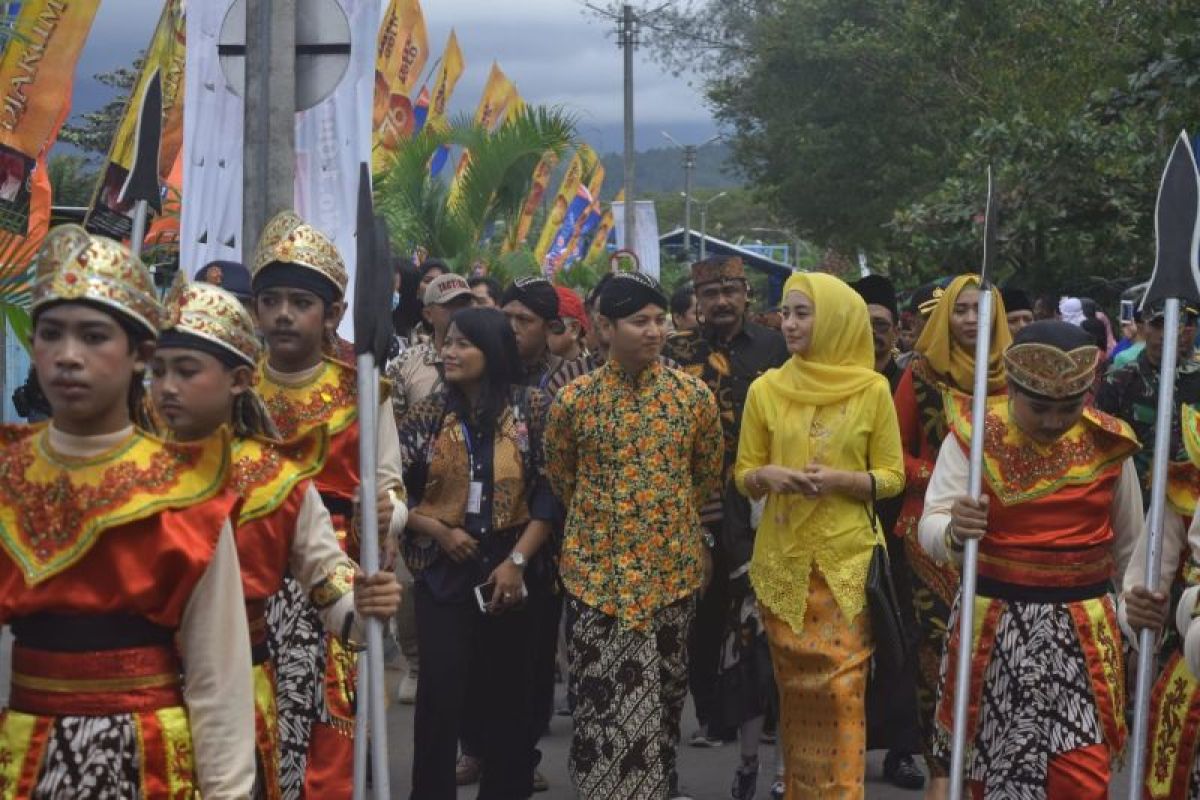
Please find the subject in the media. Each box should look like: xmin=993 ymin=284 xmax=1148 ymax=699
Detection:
xmin=7 ymin=206 xmax=1200 ymax=800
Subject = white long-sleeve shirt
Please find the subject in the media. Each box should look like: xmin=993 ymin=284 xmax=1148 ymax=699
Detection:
xmin=288 ymin=482 xmax=363 ymax=639
xmin=918 ymin=435 xmax=1143 ymax=584
xmin=50 ymin=425 xmax=255 ymax=799
xmin=1121 ymin=505 xmax=1200 ymax=678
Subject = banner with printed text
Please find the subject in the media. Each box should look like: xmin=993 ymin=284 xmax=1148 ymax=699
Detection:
xmin=0 ymin=0 xmax=99 ymax=304
xmin=504 ymin=151 xmax=557 ymax=252
xmin=372 ymin=0 xmax=429 ymax=171
xmin=585 ymin=189 xmax=622 ymax=261
xmin=445 ymin=61 xmax=520 ymax=194
xmin=533 ymin=145 xmax=598 ymax=262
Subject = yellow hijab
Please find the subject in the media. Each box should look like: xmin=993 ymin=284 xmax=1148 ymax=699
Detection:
xmin=915 ymin=274 xmax=1010 ymax=393
xmin=762 ymin=272 xmax=886 ymax=541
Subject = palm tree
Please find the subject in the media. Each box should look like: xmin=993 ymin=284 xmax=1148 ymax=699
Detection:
xmin=374 ymin=105 xmax=577 ymax=270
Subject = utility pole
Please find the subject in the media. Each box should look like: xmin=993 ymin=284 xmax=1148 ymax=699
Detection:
xmin=663 ymin=132 xmax=721 ymax=260
xmin=618 ymin=4 xmax=637 ymax=261
xmin=242 ymin=0 xmax=296 ymax=260
xmin=697 ymin=191 xmax=727 ymax=260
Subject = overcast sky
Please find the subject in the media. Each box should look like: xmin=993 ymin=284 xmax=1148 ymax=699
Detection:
xmin=70 ymin=0 xmax=719 ymax=155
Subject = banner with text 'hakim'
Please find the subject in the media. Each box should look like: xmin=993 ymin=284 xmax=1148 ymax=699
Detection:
xmin=0 ymin=0 xmax=99 ymax=305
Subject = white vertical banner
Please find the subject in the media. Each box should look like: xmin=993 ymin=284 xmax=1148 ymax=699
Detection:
xmin=183 ymin=0 xmax=378 ymax=339
xmin=182 ymin=0 xmax=245 ymax=270
xmin=294 ymin=0 xmax=377 ymax=339
xmin=612 ymin=200 xmax=661 ymax=279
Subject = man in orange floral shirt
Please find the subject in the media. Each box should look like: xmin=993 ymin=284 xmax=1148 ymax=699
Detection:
xmin=545 ymin=271 xmax=723 ymax=800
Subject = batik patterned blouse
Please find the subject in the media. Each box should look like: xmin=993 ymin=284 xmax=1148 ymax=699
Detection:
xmin=545 ymin=361 xmax=723 ymax=630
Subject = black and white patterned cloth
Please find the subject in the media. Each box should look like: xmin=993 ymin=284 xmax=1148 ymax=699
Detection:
xmin=32 ymin=715 xmax=141 ymax=799
xmin=567 ymin=595 xmax=695 ymax=800
xmin=266 ymin=573 xmax=327 ymax=800
xmin=934 ymin=598 xmax=1104 ymax=800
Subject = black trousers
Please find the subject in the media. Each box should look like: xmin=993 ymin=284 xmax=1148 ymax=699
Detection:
xmin=687 ymin=524 xmax=733 ymax=735
xmin=411 ymin=582 xmax=536 ymax=800
xmin=460 ymin=570 xmax=561 ymax=767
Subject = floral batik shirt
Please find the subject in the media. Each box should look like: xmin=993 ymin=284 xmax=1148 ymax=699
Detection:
xmin=545 ymin=360 xmax=722 ymax=631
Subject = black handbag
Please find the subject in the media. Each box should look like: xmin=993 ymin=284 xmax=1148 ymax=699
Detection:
xmin=864 ymin=474 xmax=911 ymax=675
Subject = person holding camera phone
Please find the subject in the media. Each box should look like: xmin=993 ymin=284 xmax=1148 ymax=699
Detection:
xmin=398 ymin=306 xmax=556 ymax=800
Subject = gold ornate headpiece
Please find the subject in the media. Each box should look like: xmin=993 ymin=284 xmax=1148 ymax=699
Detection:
xmin=918 ymin=286 xmax=945 ymax=317
xmin=31 ymin=225 xmax=164 ymax=337
xmin=250 ymin=210 xmax=347 ymax=295
xmin=1004 ymin=342 xmax=1099 ymax=399
xmin=161 ymin=273 xmax=261 ymax=368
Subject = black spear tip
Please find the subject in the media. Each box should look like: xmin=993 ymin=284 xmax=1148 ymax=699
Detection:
xmin=1144 ymin=130 xmax=1200 ymax=307
xmin=354 ymin=163 xmax=395 ymax=363
xmin=119 ymin=69 xmax=163 ymax=213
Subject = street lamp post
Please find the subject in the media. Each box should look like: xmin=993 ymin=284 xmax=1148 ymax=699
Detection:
xmin=696 ymin=191 xmax=728 ymax=260
xmin=663 ymin=131 xmax=721 ymax=259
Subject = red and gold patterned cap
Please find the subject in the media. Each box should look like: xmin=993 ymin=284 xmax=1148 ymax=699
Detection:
xmin=31 ymin=225 xmax=164 ymax=338
xmin=1004 ymin=319 xmax=1099 ymax=399
xmin=690 ymin=255 xmax=745 ymax=288
xmin=250 ymin=210 xmax=347 ymax=295
xmin=161 ymin=273 xmax=261 ymax=368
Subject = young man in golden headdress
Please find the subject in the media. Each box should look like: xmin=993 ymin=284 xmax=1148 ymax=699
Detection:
xmin=920 ymin=320 xmax=1143 ymax=798
xmin=249 ymin=210 xmax=408 ymax=798
xmin=149 ymin=276 xmax=403 ymax=797
xmin=0 ymin=226 xmax=255 ymax=797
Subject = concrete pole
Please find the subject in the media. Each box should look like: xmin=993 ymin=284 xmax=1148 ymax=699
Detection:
xmin=699 ymin=204 xmax=707 ymax=261
xmin=682 ymin=144 xmax=694 ymax=258
xmin=620 ymin=4 xmax=636 ymax=260
xmin=243 ymin=0 xmax=296 ymax=262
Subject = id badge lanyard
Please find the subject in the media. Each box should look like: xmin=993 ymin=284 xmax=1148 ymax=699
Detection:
xmin=462 ymin=421 xmax=483 ymax=515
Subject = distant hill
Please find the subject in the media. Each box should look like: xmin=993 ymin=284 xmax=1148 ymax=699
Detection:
xmin=598 ymin=142 xmax=743 ymax=196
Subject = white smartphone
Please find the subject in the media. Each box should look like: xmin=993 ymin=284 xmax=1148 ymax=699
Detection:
xmin=474 ymin=579 xmax=528 ymax=613
xmin=1119 ymin=299 xmax=1135 ymax=324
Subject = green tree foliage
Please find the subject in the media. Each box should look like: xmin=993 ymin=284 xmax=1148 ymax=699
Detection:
xmin=60 ymin=61 xmax=142 ymax=156
xmin=374 ymin=106 xmax=577 ymax=271
xmin=47 ymin=155 xmax=98 ymax=207
xmin=638 ymin=0 xmax=1200 ymax=301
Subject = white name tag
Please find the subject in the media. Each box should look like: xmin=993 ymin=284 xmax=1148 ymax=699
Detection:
xmin=467 ymin=481 xmax=483 ymax=515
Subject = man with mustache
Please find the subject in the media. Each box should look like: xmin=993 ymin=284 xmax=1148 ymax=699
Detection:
xmin=663 ymin=256 xmax=788 ymax=750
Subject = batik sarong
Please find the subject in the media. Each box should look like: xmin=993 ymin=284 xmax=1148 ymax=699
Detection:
xmin=567 ymin=595 xmax=695 ymax=800
xmin=762 ymin=568 xmax=871 ymax=800
xmin=934 ymin=595 xmax=1123 ymax=800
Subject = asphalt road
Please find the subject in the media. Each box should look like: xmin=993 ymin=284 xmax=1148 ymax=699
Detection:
xmin=382 ymin=668 xmax=1130 ymax=799
xmin=383 ymin=668 xmax=929 ymax=800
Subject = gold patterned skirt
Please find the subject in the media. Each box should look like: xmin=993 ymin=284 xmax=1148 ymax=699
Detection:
xmin=762 ymin=568 xmax=871 ymax=800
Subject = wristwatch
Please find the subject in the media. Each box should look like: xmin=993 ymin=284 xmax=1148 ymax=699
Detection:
xmin=508 ymin=550 xmax=528 ymax=569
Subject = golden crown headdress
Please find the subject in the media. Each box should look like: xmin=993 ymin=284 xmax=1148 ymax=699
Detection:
xmin=162 ymin=273 xmax=261 ymax=367
xmin=250 ymin=210 xmax=347 ymax=295
xmin=1004 ymin=342 xmax=1099 ymax=400
xmin=31 ymin=225 xmax=164 ymax=337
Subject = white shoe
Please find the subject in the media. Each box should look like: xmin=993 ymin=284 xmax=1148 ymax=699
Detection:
xmin=396 ymin=671 xmax=418 ymax=704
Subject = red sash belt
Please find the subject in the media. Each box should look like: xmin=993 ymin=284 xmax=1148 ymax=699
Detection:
xmin=10 ymin=644 xmax=184 ymax=716
xmin=978 ymin=542 xmax=1113 ymax=587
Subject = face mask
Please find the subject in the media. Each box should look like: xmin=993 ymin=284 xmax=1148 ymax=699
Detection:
xmin=391 ymin=292 xmax=401 ymax=311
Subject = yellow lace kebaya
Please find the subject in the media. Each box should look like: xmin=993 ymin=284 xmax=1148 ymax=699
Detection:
xmin=734 ymin=272 xmax=904 ymax=634
xmin=545 ymin=360 xmax=723 ymax=631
